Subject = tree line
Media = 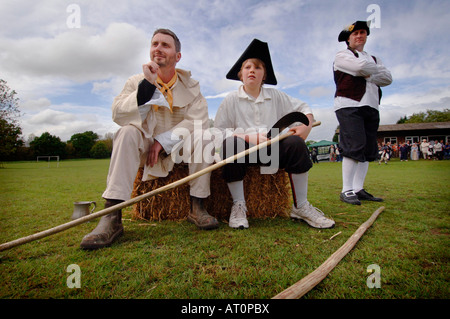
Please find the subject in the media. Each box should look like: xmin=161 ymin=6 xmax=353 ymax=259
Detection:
xmin=25 ymin=130 xmax=113 ymax=160
xmin=2 ymin=78 xmax=449 ymax=162
xmin=396 ymin=109 xmax=450 ymax=123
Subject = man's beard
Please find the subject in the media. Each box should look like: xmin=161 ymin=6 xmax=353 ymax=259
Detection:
xmin=153 ymin=55 xmax=176 ymax=68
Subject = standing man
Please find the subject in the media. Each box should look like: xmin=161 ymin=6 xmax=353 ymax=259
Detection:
xmin=420 ymin=139 xmax=430 ymax=159
xmin=333 ymin=21 xmax=392 ymax=205
xmin=433 ymin=140 xmax=443 ymax=160
xmin=81 ymin=29 xmax=219 ymax=250
xmin=311 ymin=147 xmax=319 ymax=164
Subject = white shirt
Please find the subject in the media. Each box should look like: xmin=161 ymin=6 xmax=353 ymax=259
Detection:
xmin=214 ymin=85 xmax=312 ymax=139
xmin=333 ymin=49 xmax=392 ymax=111
xmin=135 ymin=88 xmax=184 ymax=154
xmin=434 ymin=142 xmax=443 ymax=152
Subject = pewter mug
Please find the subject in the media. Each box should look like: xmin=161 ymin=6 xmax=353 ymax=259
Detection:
xmin=72 ymin=201 xmax=96 ymax=220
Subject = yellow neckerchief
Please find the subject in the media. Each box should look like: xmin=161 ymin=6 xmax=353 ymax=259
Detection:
xmin=154 ymin=73 xmax=178 ymax=113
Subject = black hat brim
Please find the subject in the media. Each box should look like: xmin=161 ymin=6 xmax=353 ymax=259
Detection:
xmin=226 ymin=39 xmax=277 ymax=85
xmin=338 ymin=20 xmax=370 ymax=42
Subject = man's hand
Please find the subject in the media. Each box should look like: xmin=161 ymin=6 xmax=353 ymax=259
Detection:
xmin=289 ymin=114 xmax=314 ymax=140
xmin=147 ymin=140 xmax=163 ymax=167
xmin=142 ymin=61 xmax=159 ymax=84
xmin=234 ymin=132 xmax=267 ymax=145
xmin=289 ymin=125 xmax=312 ymax=140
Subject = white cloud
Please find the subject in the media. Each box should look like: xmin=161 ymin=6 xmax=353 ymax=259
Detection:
xmin=20 ymin=97 xmax=52 ymax=112
xmin=300 ymin=86 xmax=335 ymax=98
xmin=27 ymin=109 xmax=76 ymax=125
xmin=390 ymin=55 xmax=450 ymax=81
xmin=205 ymin=91 xmax=235 ymax=100
xmin=382 ymin=86 xmax=450 ymax=108
xmin=380 ymin=86 xmax=450 ymax=125
xmin=306 ymin=107 xmax=340 ymax=142
xmin=1 ymin=0 xmax=449 ymax=143
xmin=91 ymin=76 xmax=129 ymax=99
xmin=0 ymin=22 xmax=148 ymax=82
xmin=20 ymin=107 xmax=119 ymax=142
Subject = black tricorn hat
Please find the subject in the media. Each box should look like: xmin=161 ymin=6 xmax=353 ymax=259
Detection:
xmin=226 ymin=38 xmax=277 ymax=85
xmin=338 ymin=20 xmax=371 ymax=42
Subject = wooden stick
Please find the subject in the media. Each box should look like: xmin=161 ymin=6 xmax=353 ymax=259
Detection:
xmin=327 ymin=231 xmax=342 ymax=241
xmin=272 ymin=206 xmax=385 ymax=299
xmin=0 ymin=122 xmax=321 ymax=252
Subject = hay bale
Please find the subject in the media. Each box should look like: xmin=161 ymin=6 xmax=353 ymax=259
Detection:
xmin=131 ymin=164 xmax=291 ymax=221
xmin=131 ymin=165 xmax=191 ymax=221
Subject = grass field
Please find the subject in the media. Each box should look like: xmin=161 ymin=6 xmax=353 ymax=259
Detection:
xmin=0 ymin=158 xmax=449 ymax=300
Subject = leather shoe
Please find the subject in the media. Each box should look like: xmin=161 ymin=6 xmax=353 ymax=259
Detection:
xmin=188 ymin=196 xmax=219 ymax=230
xmin=356 ymin=189 xmax=383 ymax=202
xmin=80 ymin=199 xmax=124 ymax=250
xmin=340 ymin=191 xmax=361 ymax=205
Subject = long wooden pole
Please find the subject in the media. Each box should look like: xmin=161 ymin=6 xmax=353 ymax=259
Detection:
xmin=272 ymin=205 xmax=385 ymax=299
xmin=0 ymin=122 xmax=320 ymax=252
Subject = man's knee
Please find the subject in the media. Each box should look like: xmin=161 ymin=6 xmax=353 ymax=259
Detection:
xmin=111 ymin=125 xmax=148 ymax=165
xmin=221 ymin=136 xmax=247 ymax=160
xmin=279 ymin=135 xmax=311 ymax=173
xmin=282 ymin=135 xmax=307 ymax=152
xmin=113 ymin=125 xmax=144 ymax=148
xmin=115 ymin=125 xmax=141 ymax=140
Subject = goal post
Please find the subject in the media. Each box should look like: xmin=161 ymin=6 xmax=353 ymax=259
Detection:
xmin=36 ymin=156 xmax=60 ymax=168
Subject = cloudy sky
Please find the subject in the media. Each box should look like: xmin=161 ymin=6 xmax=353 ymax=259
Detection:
xmin=1 ymin=0 xmax=449 ymax=143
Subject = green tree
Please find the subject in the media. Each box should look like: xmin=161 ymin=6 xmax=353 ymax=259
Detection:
xmin=90 ymin=140 xmax=110 ymax=158
xmin=65 ymin=141 xmax=76 ymax=159
xmin=0 ymin=79 xmax=24 ymax=163
xmin=102 ymin=132 xmax=114 ymax=154
xmin=0 ymin=79 xmax=20 ymax=121
xmin=397 ymin=109 xmax=450 ymax=123
xmin=30 ymin=132 xmax=67 ymax=158
xmin=69 ymin=131 xmax=99 ymax=158
xmin=0 ymin=117 xmax=24 ymax=162
xmin=396 ymin=115 xmax=407 ymax=124
xmin=332 ymin=125 xmax=340 ymax=143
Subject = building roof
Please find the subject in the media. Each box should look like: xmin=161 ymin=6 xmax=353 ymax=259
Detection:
xmin=378 ymin=122 xmax=450 ymax=132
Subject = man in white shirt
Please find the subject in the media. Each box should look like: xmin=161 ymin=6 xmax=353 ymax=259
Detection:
xmin=433 ymin=140 xmax=443 ymax=160
xmin=80 ymin=29 xmax=219 ymax=250
xmin=333 ymin=21 xmax=392 ymax=205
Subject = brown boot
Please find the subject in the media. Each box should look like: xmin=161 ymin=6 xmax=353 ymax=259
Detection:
xmin=80 ymin=199 xmax=124 ymax=250
xmin=187 ymin=196 xmax=219 ymax=230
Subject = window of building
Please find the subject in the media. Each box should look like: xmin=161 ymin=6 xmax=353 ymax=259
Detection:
xmin=384 ymin=137 xmax=397 ymax=144
xmin=406 ymin=136 xmax=419 ymax=143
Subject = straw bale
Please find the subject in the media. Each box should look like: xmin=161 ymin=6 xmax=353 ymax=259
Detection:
xmin=132 ymin=164 xmax=291 ymax=221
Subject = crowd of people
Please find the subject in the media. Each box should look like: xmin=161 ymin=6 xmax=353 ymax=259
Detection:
xmin=376 ymin=139 xmax=449 ymax=163
xmin=310 ymin=139 xmax=450 ymax=165
xmin=309 ymin=145 xmax=342 ymax=163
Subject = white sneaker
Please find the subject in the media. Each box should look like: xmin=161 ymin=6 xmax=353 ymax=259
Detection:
xmin=229 ymin=201 xmax=249 ymax=229
xmin=290 ymin=201 xmax=335 ymax=229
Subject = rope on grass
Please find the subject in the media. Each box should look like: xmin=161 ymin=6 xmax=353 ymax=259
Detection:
xmin=272 ymin=206 xmax=385 ymax=299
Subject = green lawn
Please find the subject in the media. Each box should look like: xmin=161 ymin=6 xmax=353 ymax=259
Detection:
xmin=0 ymin=158 xmax=449 ymax=300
